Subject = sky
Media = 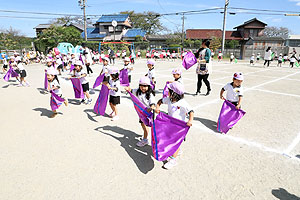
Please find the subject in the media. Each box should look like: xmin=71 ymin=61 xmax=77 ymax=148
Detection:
xmin=0 ymin=0 xmax=300 ymax=37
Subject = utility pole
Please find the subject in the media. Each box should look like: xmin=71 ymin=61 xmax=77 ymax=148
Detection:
xmin=181 ymin=13 xmax=186 ymax=51
xmin=221 ymin=0 xmax=229 ymax=54
xmin=79 ymin=0 xmax=87 ymax=41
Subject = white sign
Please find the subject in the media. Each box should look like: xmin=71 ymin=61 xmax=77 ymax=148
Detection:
xmin=112 ymin=20 xmax=117 ymax=27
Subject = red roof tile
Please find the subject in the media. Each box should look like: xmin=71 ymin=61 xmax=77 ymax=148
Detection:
xmin=186 ymin=29 xmax=243 ymax=40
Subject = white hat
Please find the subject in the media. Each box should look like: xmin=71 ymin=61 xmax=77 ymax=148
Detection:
xmin=168 ymin=82 xmax=185 ymax=95
xmin=139 ymin=77 xmax=151 ymax=86
xmin=124 ymin=57 xmax=130 ymax=62
xmin=103 ymin=57 xmax=110 ymax=62
xmin=46 ymin=58 xmax=52 ymax=63
xmin=109 ymin=67 xmax=119 ymax=75
xmin=233 ymin=72 xmax=244 ymax=81
xmin=172 ymin=68 xmax=182 ymax=75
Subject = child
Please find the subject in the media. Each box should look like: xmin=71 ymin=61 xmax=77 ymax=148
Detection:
xmin=107 ymin=67 xmax=121 ymax=121
xmin=122 ymin=50 xmax=126 ymax=59
xmin=125 ymin=77 xmax=156 ymax=147
xmin=220 ymin=72 xmax=244 ymax=110
xmin=56 ymin=55 xmax=63 ymax=75
xmin=168 ymin=68 xmax=183 ymax=85
xmin=283 ymin=54 xmax=288 ymax=64
xmin=146 ymin=51 xmax=150 ymax=59
xmin=100 ymin=57 xmax=111 ymax=83
xmin=63 ymin=54 xmax=68 ymax=71
xmin=256 ymin=53 xmax=261 ymax=63
xmin=278 ymin=53 xmax=283 ymax=67
xmin=218 ymin=51 xmax=223 ymax=62
xmin=250 ymin=54 xmax=255 ymax=66
xmin=2 ymin=53 xmax=8 ymax=73
xmin=145 ymin=59 xmax=156 ymax=90
xmin=47 ymin=68 xmax=68 ymax=118
xmin=123 ymin=57 xmax=133 ymax=83
xmin=16 ymin=59 xmax=29 ymax=87
xmin=290 ymin=55 xmax=297 ymax=68
xmin=156 ymin=82 xmax=194 ymax=169
xmin=73 ymin=60 xmax=92 ymax=104
xmin=230 ymin=53 xmax=235 ymax=64
xmin=116 ymin=50 xmax=121 ymax=59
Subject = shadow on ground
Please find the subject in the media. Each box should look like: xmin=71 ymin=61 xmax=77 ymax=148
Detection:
xmin=68 ymin=99 xmax=81 ymax=105
xmin=95 ymin=125 xmax=154 ymax=174
xmin=36 ymin=88 xmax=48 ymax=95
xmin=33 ymin=108 xmax=62 ymax=118
xmin=272 ymin=188 xmax=300 ymax=200
xmin=194 ymin=117 xmax=219 ymax=133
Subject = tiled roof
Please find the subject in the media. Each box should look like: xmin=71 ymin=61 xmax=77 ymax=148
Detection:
xmin=252 ymin=36 xmax=284 ymax=41
xmin=146 ymin=34 xmax=181 ymax=40
xmin=234 ymin=18 xmax=267 ymax=29
xmin=34 ymin=24 xmax=64 ymax=29
xmin=186 ymin=29 xmax=243 ymax=40
xmin=124 ymin=28 xmax=146 ymax=38
xmin=96 ymin=14 xmax=129 ymax=23
xmin=81 ymin=28 xmax=106 ymax=39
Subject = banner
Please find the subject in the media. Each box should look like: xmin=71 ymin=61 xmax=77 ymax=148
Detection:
xmin=128 ymin=91 xmax=153 ymax=127
xmin=217 ymin=100 xmax=246 ymax=134
xmin=50 ymin=91 xmax=65 ymax=111
xmin=162 ymin=82 xmax=170 ymax=98
xmin=93 ymin=84 xmax=109 ymax=116
xmin=70 ymin=78 xmax=84 ymax=99
xmin=151 ymin=112 xmax=190 ymax=161
xmin=182 ymin=52 xmax=197 ymax=70
xmin=93 ymin=73 xmax=105 ymax=89
xmin=119 ymin=69 xmax=130 ymax=87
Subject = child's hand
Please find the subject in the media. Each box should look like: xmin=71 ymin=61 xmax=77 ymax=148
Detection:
xmin=220 ymin=96 xmax=225 ymax=100
xmin=236 ymin=105 xmax=241 ymax=110
xmin=155 ymin=108 xmax=160 ymax=114
xmin=187 ymin=121 xmax=193 ymax=127
xmin=124 ymin=87 xmax=131 ymax=92
xmin=147 ymin=107 xmax=153 ymax=113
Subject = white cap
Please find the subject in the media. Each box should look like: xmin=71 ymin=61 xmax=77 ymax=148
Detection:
xmin=124 ymin=57 xmax=130 ymax=62
xmin=103 ymin=57 xmax=110 ymax=62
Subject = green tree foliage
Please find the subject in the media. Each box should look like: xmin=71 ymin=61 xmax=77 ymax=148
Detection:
xmin=0 ymin=27 xmax=32 ymax=51
xmin=34 ymin=25 xmax=83 ymax=52
xmin=210 ymin=37 xmax=222 ymax=51
xmin=225 ymin=40 xmax=239 ymax=49
xmin=120 ymin=11 xmax=165 ymax=34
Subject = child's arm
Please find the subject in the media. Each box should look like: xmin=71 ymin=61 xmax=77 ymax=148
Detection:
xmin=187 ymin=111 xmax=194 ymax=127
xmin=236 ymin=96 xmax=242 ymax=110
xmin=124 ymin=86 xmax=131 ymax=92
xmin=155 ymin=99 xmax=163 ymax=113
xmin=220 ymin=88 xmax=225 ymax=100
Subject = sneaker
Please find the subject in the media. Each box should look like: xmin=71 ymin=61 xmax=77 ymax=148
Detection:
xmin=81 ymin=99 xmax=86 ymax=104
xmin=205 ymin=90 xmax=211 ymax=96
xmin=136 ymin=138 xmax=149 ymax=147
xmin=164 ymin=158 xmax=177 ymax=169
xmin=87 ymin=98 xmax=92 ymax=105
xmin=195 ymin=92 xmax=200 ymax=95
xmin=17 ymin=84 xmax=23 ymax=87
xmin=64 ymin=100 xmax=68 ymax=106
xmin=111 ymin=115 xmax=119 ymax=121
xmin=50 ymin=112 xmax=57 ymax=118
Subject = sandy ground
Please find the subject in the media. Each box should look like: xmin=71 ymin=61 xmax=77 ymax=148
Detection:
xmin=0 ymin=58 xmax=300 ymax=200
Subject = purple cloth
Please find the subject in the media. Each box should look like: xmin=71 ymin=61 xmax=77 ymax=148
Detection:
xmin=128 ymin=91 xmax=153 ymax=127
xmin=93 ymin=84 xmax=109 ymax=116
xmin=3 ymin=67 xmax=12 ymax=82
xmin=151 ymin=112 xmax=190 ymax=161
xmin=79 ymin=55 xmax=84 ymax=65
xmin=93 ymin=73 xmax=105 ymax=89
xmin=119 ymin=69 xmax=130 ymax=87
xmin=69 ymin=64 xmax=75 ymax=72
xmin=70 ymin=78 xmax=84 ymax=99
xmin=150 ymin=81 xmax=155 ymax=90
xmin=163 ymin=82 xmax=170 ymax=98
xmin=50 ymin=91 xmax=65 ymax=111
xmin=11 ymin=67 xmax=19 ymax=78
xmin=217 ymin=100 xmax=246 ymax=134
xmin=44 ymin=72 xmax=48 ymax=90
xmin=182 ymin=52 xmax=197 ymax=70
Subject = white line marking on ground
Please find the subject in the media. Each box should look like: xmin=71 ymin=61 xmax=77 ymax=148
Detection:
xmin=283 ymin=131 xmax=300 ymax=155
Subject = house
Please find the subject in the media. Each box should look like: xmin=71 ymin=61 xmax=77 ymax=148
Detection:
xmin=81 ymin=14 xmax=146 ymax=42
xmin=146 ymin=34 xmax=181 ymax=49
xmin=285 ymin=35 xmax=300 ymax=55
xmin=34 ymin=23 xmax=89 ymax=37
xmin=186 ymin=29 xmax=243 ymax=41
xmin=233 ymin=18 xmax=266 ymax=39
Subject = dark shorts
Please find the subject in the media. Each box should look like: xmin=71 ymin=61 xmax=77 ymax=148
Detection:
xmin=229 ymin=101 xmax=241 ymax=108
xmin=63 ymin=63 xmax=68 ymax=67
xmin=20 ymin=70 xmax=27 ymax=78
xmin=3 ymin=64 xmax=8 ymax=69
xmin=278 ymin=60 xmax=282 ymax=64
xmin=230 ymin=59 xmax=233 ymax=62
xmin=250 ymin=60 xmax=254 ymax=64
xmin=257 ymin=58 xmax=260 ymax=61
xmin=82 ymin=83 xmax=89 ymax=92
xmin=109 ymin=95 xmax=120 ymax=105
xmin=218 ymin=56 xmax=222 ymax=59
xmin=128 ymin=75 xmax=131 ymax=83
xmin=57 ymin=64 xmax=63 ymax=69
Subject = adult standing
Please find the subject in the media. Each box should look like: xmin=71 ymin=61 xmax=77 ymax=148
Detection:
xmin=109 ymin=48 xmax=115 ymax=65
xmin=82 ymin=44 xmax=94 ymax=76
xmin=194 ymin=39 xmax=212 ymax=96
xmin=263 ymin=47 xmax=272 ymax=67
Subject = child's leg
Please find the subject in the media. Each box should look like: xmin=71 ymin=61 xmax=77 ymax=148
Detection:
xmin=51 ymin=110 xmax=57 ymax=118
xmin=141 ymin=122 xmax=149 ymax=139
xmin=84 ymin=91 xmax=90 ymax=99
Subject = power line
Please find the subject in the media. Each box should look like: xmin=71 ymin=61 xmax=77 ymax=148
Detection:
xmin=0 ymin=15 xmax=55 ymax=19
xmin=0 ymin=9 xmax=82 ymax=16
xmin=228 ymin=7 xmax=300 ymax=14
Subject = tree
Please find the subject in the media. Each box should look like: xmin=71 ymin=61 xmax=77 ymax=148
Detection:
xmin=34 ymin=25 xmax=83 ymax=52
xmin=120 ymin=11 xmax=166 ymax=34
xmin=225 ymin=40 xmax=239 ymax=49
xmin=264 ymin=26 xmax=290 ymax=39
xmin=210 ymin=37 xmax=221 ymax=51
xmin=0 ymin=27 xmax=32 ymax=51
xmin=50 ymin=16 xmax=93 ymax=25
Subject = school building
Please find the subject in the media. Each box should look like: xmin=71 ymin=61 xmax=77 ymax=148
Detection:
xmin=186 ymin=18 xmax=287 ymax=59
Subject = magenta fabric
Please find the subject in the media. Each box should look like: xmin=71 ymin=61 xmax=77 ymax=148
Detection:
xmin=163 ymin=82 xmax=170 ymax=98
xmin=70 ymin=78 xmax=84 ymax=99
xmin=11 ymin=68 xmax=19 ymax=78
xmin=93 ymin=73 xmax=105 ymax=89
xmin=44 ymin=72 xmax=48 ymax=90
xmin=151 ymin=112 xmax=190 ymax=161
xmin=128 ymin=91 xmax=153 ymax=127
xmin=182 ymin=52 xmax=197 ymax=70
xmin=79 ymin=54 xmax=84 ymax=65
xmin=119 ymin=69 xmax=130 ymax=87
xmin=93 ymin=84 xmax=109 ymax=116
xmin=50 ymin=91 xmax=65 ymax=111
xmin=150 ymin=81 xmax=155 ymax=90
xmin=69 ymin=64 xmax=75 ymax=72
xmin=3 ymin=67 xmax=12 ymax=82
xmin=217 ymin=100 xmax=246 ymax=134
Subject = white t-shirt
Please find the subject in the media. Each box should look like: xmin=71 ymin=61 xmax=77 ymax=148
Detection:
xmin=230 ymin=55 xmax=234 ymax=59
xmin=147 ymin=68 xmax=155 ymax=81
xmin=223 ymin=82 xmax=244 ymax=103
xmin=17 ymin=63 xmax=25 ymax=71
xmin=56 ymin=58 xmax=62 ymax=65
xmin=123 ymin=63 xmax=132 ymax=75
xmin=146 ymin=53 xmax=150 ymax=57
xmin=102 ymin=64 xmax=111 ymax=77
xmin=122 ymin=52 xmax=126 ymax=57
xmin=116 ymin=52 xmax=121 ymax=57
xmin=264 ymin=51 xmax=272 ymax=60
xmin=132 ymin=89 xmax=155 ymax=107
xmin=50 ymin=79 xmax=62 ymax=95
xmin=175 ymin=77 xmax=184 ymax=85
xmin=75 ymin=70 xmax=88 ymax=84
xmin=101 ymin=54 xmax=105 ymax=59
xmin=109 ymin=79 xmax=121 ymax=97
xmin=290 ymin=57 xmax=296 ymax=63
xmin=3 ymin=58 xmax=8 ymax=65
xmin=250 ymin=56 xmax=255 ymax=61
xmin=162 ymin=97 xmax=193 ymax=122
